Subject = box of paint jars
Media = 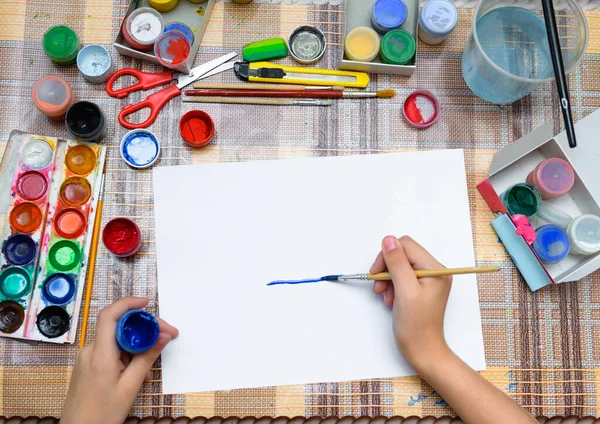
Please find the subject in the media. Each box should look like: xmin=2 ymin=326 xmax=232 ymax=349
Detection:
xmin=477 ymin=109 xmax=600 ymax=292
xmin=113 ymin=0 xmax=216 ymax=74
xmin=340 ymin=0 xmax=419 ymax=76
xmin=0 ymin=131 xmax=106 ymax=343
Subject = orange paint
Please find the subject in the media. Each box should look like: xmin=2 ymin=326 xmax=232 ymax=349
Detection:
xmin=9 ymin=202 xmax=43 ymax=233
xmin=65 ymin=145 xmax=97 ymax=175
xmin=60 ymin=177 xmax=91 ymax=207
xmin=55 ymin=208 xmax=87 ymax=239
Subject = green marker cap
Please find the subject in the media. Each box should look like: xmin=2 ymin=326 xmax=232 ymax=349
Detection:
xmin=380 ymin=29 xmax=415 ymax=65
xmin=43 ymin=25 xmax=80 ymax=64
xmin=242 ymin=37 xmax=288 ymax=62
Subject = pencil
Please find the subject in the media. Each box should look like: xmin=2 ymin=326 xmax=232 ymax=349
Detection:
xmin=79 ymin=174 xmax=105 ymax=349
xmin=325 ymin=266 xmax=501 ymax=282
xmin=183 ymin=97 xmax=333 ymax=106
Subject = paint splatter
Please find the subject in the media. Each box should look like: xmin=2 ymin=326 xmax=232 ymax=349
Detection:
xmin=196 ymin=8 xmax=205 ymax=16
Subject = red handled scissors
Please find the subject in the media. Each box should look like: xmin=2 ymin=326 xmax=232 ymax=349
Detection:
xmin=106 ymin=52 xmax=237 ymax=129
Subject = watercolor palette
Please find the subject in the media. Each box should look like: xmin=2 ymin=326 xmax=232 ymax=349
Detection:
xmin=0 ymin=131 xmax=106 ymax=343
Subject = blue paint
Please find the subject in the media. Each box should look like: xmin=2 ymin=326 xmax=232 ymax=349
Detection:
xmin=371 ymin=0 xmax=407 ymax=34
xmin=116 ymin=309 xmax=160 ymax=354
xmin=3 ymin=234 xmax=37 ymax=266
xmin=164 ymin=22 xmax=194 ymax=44
xmin=267 ymin=277 xmax=323 ymax=286
xmin=121 ymin=129 xmax=160 ymax=169
xmin=41 ymin=273 xmax=76 ymax=305
xmin=532 ymin=224 xmax=571 ymax=264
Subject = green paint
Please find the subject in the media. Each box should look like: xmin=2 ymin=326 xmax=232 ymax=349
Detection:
xmin=48 ymin=240 xmax=81 ymax=272
xmin=29 ymin=58 xmax=34 ymax=66
xmin=33 ymin=13 xmax=39 ymax=18
xmin=43 ymin=25 xmax=80 ymax=65
xmin=87 ymin=14 xmax=91 ymax=20
xmin=0 ymin=268 xmax=31 ymax=299
xmin=503 ymin=183 xmax=542 ymax=217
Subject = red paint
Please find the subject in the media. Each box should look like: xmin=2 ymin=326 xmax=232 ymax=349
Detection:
xmin=102 ymin=218 xmax=142 ymax=257
xmin=16 ymin=171 xmax=48 ymax=201
xmin=179 ymin=110 xmax=214 ymax=147
xmin=402 ymin=89 xmax=440 ymax=129
xmin=165 ymin=37 xmax=190 ymax=65
xmin=55 ymin=208 xmax=87 ymax=239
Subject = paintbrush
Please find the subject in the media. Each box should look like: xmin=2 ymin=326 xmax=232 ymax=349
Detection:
xmin=183 ymin=97 xmax=333 ymax=106
xmin=192 ymin=83 xmax=344 ymax=91
xmin=184 ymin=89 xmax=396 ymax=99
xmin=541 ymin=0 xmax=577 ymax=148
xmin=79 ymin=174 xmax=105 ymax=349
xmin=267 ymin=266 xmax=500 ymax=286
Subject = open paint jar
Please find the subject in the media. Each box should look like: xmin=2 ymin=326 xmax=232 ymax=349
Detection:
xmin=288 ymin=25 xmax=326 ymax=64
xmin=180 ymin=110 xmax=215 ymax=147
xmin=102 ymin=217 xmax=143 ymax=257
xmin=533 ymin=224 xmax=571 ymax=263
xmin=526 ymin=158 xmax=575 ymax=200
xmin=48 ymin=240 xmax=82 ymax=272
xmin=164 ymin=22 xmax=194 ymax=44
xmin=116 ymin=310 xmax=160 ymax=354
xmin=121 ymin=129 xmax=161 ymax=169
xmin=0 ymin=301 xmax=25 ymax=334
xmin=36 ymin=306 xmax=70 ymax=338
xmin=3 ymin=234 xmax=37 ymax=266
xmin=344 ymin=26 xmax=380 ymax=63
xmin=65 ymin=101 xmax=106 ymax=142
xmin=403 ymin=90 xmax=440 ymax=128
xmin=41 ymin=273 xmax=76 ymax=305
xmin=43 ymin=25 xmax=80 ymax=65
xmin=371 ymin=0 xmax=407 ymax=34
xmin=123 ymin=7 xmax=164 ymax=52
xmin=54 ymin=208 xmax=87 ymax=239
xmin=32 ymin=76 xmax=74 ymax=121
xmin=77 ymin=44 xmax=113 ymax=84
xmin=16 ymin=171 xmax=48 ymax=201
xmin=21 ymin=138 xmax=53 ymax=169
xmin=501 ymin=183 xmax=542 ymax=217
xmin=0 ymin=267 xmax=31 ymax=299
xmin=9 ymin=202 xmax=43 ymax=233
xmin=154 ymin=29 xmax=192 ymax=69
xmin=60 ymin=177 xmax=92 ymax=207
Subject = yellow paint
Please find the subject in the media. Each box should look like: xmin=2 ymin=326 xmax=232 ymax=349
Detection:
xmin=345 ymin=26 xmax=381 ymax=62
xmin=149 ymin=0 xmax=179 ymax=12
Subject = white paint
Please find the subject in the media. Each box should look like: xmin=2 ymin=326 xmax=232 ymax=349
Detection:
xmin=21 ymin=139 xmax=53 ymax=170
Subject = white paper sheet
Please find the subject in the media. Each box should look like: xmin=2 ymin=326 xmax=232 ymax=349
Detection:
xmin=153 ymin=150 xmax=486 ymax=394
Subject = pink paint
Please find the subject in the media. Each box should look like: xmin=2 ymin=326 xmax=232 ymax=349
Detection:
xmin=526 ymin=158 xmax=575 ymax=200
xmin=512 ymin=214 xmax=537 ymax=245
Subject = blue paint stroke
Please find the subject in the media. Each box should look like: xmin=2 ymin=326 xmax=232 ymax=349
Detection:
xmin=267 ymin=277 xmax=323 ymax=286
xmin=506 ymin=370 xmax=519 ymax=392
xmin=407 ymin=390 xmax=435 ymax=407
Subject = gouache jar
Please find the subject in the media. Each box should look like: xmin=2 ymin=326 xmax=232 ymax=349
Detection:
xmin=419 ymin=0 xmax=458 ymax=45
xmin=43 ymin=25 xmax=80 ymax=65
xmin=149 ymin=0 xmax=179 ymax=12
xmin=164 ymin=22 xmax=194 ymax=44
xmin=116 ymin=310 xmax=160 ymax=354
xmin=77 ymin=44 xmax=113 ymax=84
xmin=154 ymin=29 xmax=191 ymax=69
xmin=381 ymin=29 xmax=416 ymax=65
xmin=65 ymin=101 xmax=106 ymax=142
xmin=344 ymin=26 xmax=380 ymax=63
xmin=403 ymin=89 xmax=440 ymax=128
xmin=180 ymin=110 xmax=215 ymax=147
xmin=501 ymin=183 xmax=542 ymax=217
xmin=120 ymin=129 xmax=161 ymax=169
xmin=567 ymin=214 xmax=600 ymax=256
xmin=371 ymin=0 xmax=407 ymax=34
xmin=123 ymin=7 xmax=164 ymax=52
xmin=32 ymin=76 xmax=74 ymax=121
xmin=533 ymin=224 xmax=571 ymax=263
xmin=102 ymin=217 xmax=143 ymax=257
xmin=526 ymin=158 xmax=575 ymax=200
xmin=0 ymin=301 xmax=25 ymax=334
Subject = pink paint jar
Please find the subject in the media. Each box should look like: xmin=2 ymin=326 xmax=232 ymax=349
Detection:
xmin=526 ymin=158 xmax=575 ymax=200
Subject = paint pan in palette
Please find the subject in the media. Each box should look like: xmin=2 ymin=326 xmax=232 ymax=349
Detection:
xmin=0 ymin=131 xmax=106 ymax=343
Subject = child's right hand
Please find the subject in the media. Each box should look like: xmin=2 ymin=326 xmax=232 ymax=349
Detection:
xmin=371 ymin=235 xmax=453 ymax=372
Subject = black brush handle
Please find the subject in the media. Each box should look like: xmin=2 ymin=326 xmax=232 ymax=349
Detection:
xmin=541 ymin=0 xmax=577 ymax=148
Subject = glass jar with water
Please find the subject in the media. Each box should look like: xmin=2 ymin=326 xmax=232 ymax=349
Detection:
xmin=462 ymin=0 xmax=588 ymax=105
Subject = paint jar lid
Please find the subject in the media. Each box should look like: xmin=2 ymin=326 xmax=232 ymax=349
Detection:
xmin=0 ymin=301 xmax=25 ymax=334
xmin=149 ymin=0 xmax=179 ymax=12
xmin=116 ymin=310 xmax=160 ymax=354
xmin=32 ymin=76 xmax=74 ymax=118
xmin=288 ymin=25 xmax=327 ymax=64
xmin=533 ymin=224 xmax=571 ymax=263
xmin=125 ymin=7 xmax=164 ymax=49
xmin=102 ymin=217 xmax=143 ymax=257
xmin=567 ymin=214 xmax=600 ymax=255
xmin=41 ymin=273 xmax=76 ymax=305
xmin=154 ymin=29 xmax=192 ymax=69
xmin=371 ymin=0 xmax=407 ymax=34
xmin=403 ymin=89 xmax=440 ymax=129
xmin=121 ymin=129 xmax=161 ymax=169
xmin=180 ymin=110 xmax=215 ymax=147
xmin=164 ymin=22 xmax=194 ymax=44
xmin=36 ymin=306 xmax=70 ymax=338
xmin=420 ymin=0 xmax=458 ymax=38
xmin=77 ymin=44 xmax=113 ymax=84
xmin=381 ymin=29 xmax=415 ymax=65
xmin=344 ymin=26 xmax=381 ymax=63
xmin=43 ymin=25 xmax=80 ymax=63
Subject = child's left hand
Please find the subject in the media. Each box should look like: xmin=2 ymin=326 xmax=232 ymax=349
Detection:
xmin=61 ymin=297 xmax=178 ymax=424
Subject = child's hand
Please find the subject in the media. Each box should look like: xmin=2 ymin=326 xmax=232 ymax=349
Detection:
xmin=371 ymin=236 xmax=452 ymax=372
xmin=61 ymin=297 xmax=178 ymax=424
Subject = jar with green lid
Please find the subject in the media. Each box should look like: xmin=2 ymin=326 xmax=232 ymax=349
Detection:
xmin=43 ymin=25 xmax=80 ymax=65
xmin=380 ymin=29 xmax=415 ymax=65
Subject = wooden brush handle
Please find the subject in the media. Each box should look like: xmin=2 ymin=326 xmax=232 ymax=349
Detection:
xmin=368 ymin=266 xmax=500 ymax=281
xmin=184 ymin=89 xmax=343 ymax=98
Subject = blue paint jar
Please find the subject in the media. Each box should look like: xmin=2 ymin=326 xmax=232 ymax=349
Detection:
xmin=164 ymin=22 xmax=194 ymax=44
xmin=418 ymin=0 xmax=458 ymax=45
xmin=533 ymin=224 xmax=571 ymax=264
xmin=76 ymin=44 xmax=113 ymax=84
xmin=116 ymin=310 xmax=160 ymax=354
xmin=371 ymin=0 xmax=408 ymax=34
xmin=41 ymin=273 xmax=76 ymax=305
xmin=120 ymin=129 xmax=161 ymax=169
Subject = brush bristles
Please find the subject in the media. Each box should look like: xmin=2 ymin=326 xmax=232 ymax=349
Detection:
xmin=376 ymin=90 xmax=396 ymax=98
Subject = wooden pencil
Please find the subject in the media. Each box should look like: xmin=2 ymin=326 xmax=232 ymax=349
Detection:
xmin=79 ymin=175 xmax=105 ymax=349
xmin=183 ymin=97 xmax=333 ymax=106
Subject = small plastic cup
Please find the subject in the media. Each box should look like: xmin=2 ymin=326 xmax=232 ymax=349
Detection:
xmin=526 ymin=158 xmax=575 ymax=200
xmin=123 ymin=7 xmax=164 ymax=52
xmin=567 ymin=214 xmax=600 ymax=256
xmin=32 ymin=76 xmax=74 ymax=121
xmin=344 ymin=26 xmax=380 ymax=63
xmin=180 ymin=110 xmax=215 ymax=147
xmin=154 ymin=29 xmax=192 ymax=69
xmin=43 ymin=25 xmax=80 ymax=65
xmin=501 ymin=183 xmax=542 ymax=217
xmin=533 ymin=224 xmax=571 ymax=263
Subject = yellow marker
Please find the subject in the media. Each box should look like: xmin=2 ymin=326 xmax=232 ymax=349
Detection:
xmin=234 ymin=61 xmax=370 ymax=88
xmin=345 ymin=26 xmax=381 ymax=63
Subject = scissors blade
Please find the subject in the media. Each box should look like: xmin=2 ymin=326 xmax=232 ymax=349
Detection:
xmin=196 ymin=61 xmax=236 ymax=81
xmin=177 ymin=52 xmax=237 ymax=89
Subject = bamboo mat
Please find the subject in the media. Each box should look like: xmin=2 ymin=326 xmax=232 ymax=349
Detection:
xmin=1 ymin=0 xmax=600 ymax=419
